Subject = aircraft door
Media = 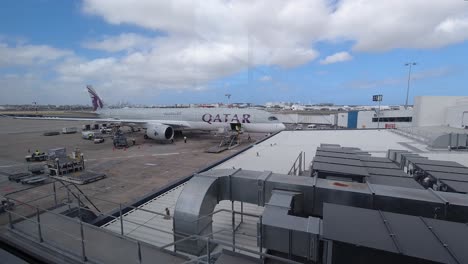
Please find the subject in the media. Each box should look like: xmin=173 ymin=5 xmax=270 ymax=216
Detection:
xmin=230 ymin=123 xmax=242 ymax=132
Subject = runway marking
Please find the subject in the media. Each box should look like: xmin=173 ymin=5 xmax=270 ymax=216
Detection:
xmin=151 ymin=152 xmax=180 ymax=156
xmin=102 ymin=156 xmax=126 ymax=160
xmin=84 ymin=152 xmax=181 ymax=162
xmin=0 ymin=165 xmax=16 ymax=168
xmin=145 ymin=163 xmax=157 ymax=166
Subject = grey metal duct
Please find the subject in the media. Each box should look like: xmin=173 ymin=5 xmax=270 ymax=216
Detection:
xmin=322 ymin=203 xmax=468 ymax=264
xmin=259 ymin=190 xmax=320 ymax=261
xmin=172 ymin=171 xmax=225 ymax=255
xmin=173 ymin=169 xmax=468 ymax=255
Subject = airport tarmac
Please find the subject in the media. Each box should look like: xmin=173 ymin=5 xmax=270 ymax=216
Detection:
xmin=0 ymin=117 xmax=263 ymax=220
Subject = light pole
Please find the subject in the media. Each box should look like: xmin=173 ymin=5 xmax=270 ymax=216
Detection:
xmin=225 ymin=94 xmax=231 ymax=106
xmin=373 ymin=95 xmax=383 ymax=129
xmin=404 ymin=62 xmax=417 ymax=109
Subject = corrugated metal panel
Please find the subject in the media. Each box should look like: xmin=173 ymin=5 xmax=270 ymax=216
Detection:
xmin=323 ymin=203 xmax=468 ymax=264
xmin=367 ymin=176 xmax=423 ymax=189
xmin=274 ymin=113 xmax=337 ymax=124
xmin=297 ymin=114 xmax=334 ymax=124
xmin=274 ymin=113 xmax=298 ymax=123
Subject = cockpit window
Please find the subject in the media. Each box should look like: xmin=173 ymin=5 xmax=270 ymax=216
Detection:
xmin=268 ymin=116 xmax=278 ymax=121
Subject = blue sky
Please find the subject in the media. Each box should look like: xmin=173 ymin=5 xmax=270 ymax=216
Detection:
xmin=1 ymin=0 xmax=468 ymax=106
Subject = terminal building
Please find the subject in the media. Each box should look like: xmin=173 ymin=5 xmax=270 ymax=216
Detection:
xmin=275 ymin=96 xmax=468 ymax=131
xmin=1 ymin=96 xmax=468 ymax=264
xmin=412 ymin=96 xmax=468 ymax=128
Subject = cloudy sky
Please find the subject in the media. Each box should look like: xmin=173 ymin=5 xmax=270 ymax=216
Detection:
xmin=1 ymin=0 xmax=468 ymax=106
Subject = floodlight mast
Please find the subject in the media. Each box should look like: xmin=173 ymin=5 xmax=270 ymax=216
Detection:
xmin=372 ymin=94 xmax=383 ymax=129
xmin=404 ymin=62 xmax=417 ymax=109
xmin=225 ymin=94 xmax=232 ymax=106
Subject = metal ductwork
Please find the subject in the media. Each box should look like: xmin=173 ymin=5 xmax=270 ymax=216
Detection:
xmin=173 ymin=168 xmax=468 ymax=255
xmin=172 ymin=172 xmax=222 ymax=255
xmin=259 ymin=190 xmax=320 ymax=261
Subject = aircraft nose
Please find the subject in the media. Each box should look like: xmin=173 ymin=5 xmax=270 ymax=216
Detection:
xmin=278 ymin=123 xmax=286 ymax=131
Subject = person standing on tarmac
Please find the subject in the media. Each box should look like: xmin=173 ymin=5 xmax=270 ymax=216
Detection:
xmin=184 ymin=136 xmax=187 ymax=143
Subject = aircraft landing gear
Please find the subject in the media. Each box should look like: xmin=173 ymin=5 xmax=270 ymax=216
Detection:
xmin=144 ymin=134 xmax=149 ymax=139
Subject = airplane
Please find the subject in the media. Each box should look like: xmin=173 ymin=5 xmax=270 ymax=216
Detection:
xmin=16 ymin=85 xmax=286 ymax=142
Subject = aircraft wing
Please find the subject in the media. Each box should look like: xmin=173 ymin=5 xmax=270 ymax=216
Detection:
xmin=13 ymin=116 xmax=192 ymax=129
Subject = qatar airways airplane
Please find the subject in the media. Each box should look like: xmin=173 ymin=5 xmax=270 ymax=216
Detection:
xmin=18 ymin=86 xmax=285 ymax=141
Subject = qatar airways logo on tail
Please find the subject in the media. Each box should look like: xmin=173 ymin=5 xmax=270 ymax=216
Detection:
xmin=87 ymin=85 xmax=104 ymax=111
xmin=202 ymin=114 xmax=251 ymax=124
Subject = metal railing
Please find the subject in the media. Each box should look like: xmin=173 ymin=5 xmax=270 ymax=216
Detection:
xmin=4 ymin=182 xmax=303 ymax=264
xmin=288 ymin=151 xmax=306 ymax=176
xmin=5 ymin=195 xmax=183 ymax=263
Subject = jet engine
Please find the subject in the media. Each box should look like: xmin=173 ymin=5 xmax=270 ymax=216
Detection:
xmin=146 ymin=124 xmax=174 ymax=141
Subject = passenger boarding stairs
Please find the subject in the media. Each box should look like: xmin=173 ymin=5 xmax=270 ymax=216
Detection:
xmin=206 ymin=132 xmax=241 ymax=153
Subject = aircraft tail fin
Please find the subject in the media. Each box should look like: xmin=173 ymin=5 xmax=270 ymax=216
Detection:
xmin=86 ymin=85 xmax=105 ymax=111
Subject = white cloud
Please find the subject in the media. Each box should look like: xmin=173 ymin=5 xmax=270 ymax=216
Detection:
xmin=348 ymin=77 xmax=401 ymax=90
xmin=82 ymin=0 xmax=325 ymax=66
xmin=3 ymin=0 xmax=468 ymax=103
xmin=320 ymin=51 xmax=352 ymax=65
xmin=347 ymin=67 xmax=456 ymax=89
xmin=56 ymin=32 xmax=320 ymax=96
xmin=326 ymin=1 xmax=468 ymax=51
xmin=0 ymin=43 xmax=72 ymax=67
xmin=411 ymin=67 xmax=456 ymax=81
xmin=51 ymin=0 xmax=329 ymax=99
xmin=58 ymin=36 xmax=248 ymax=90
xmin=82 ymin=0 xmax=468 ymax=53
xmin=83 ymin=33 xmax=154 ymax=52
xmin=75 ymin=0 xmax=468 ymax=94
xmin=259 ymin=75 xmax=272 ymax=82
xmin=0 ymin=73 xmax=89 ymax=105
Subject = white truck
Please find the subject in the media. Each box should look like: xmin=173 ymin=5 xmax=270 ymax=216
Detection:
xmin=62 ymin=127 xmax=78 ymax=134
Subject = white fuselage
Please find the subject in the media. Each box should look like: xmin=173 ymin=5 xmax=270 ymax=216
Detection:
xmin=97 ymin=107 xmax=286 ymax=133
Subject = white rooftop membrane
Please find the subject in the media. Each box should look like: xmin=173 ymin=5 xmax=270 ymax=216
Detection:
xmin=214 ymin=130 xmax=434 ymax=174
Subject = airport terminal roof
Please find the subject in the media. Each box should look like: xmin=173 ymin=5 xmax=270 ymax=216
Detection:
xmin=100 ymin=129 xmax=468 ymax=258
xmin=214 ymin=129 xmax=468 ymax=174
xmin=396 ymin=126 xmax=468 ymax=149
